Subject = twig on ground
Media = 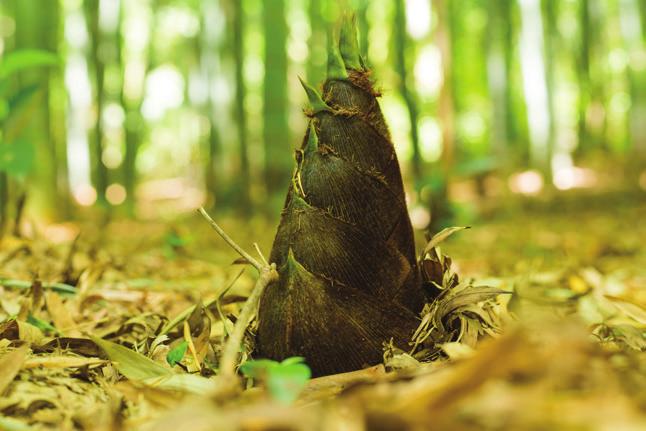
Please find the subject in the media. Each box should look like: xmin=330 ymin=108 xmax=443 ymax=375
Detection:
xmin=159 ymin=268 xmax=245 ymax=336
xmin=218 ymin=263 xmax=277 ymax=377
xmin=197 ymin=207 xmax=279 ymax=379
xmin=254 ymin=242 xmax=269 ymax=267
xmin=198 ymin=207 xmax=263 ymax=271
xmin=215 ymin=268 xmax=246 ymax=338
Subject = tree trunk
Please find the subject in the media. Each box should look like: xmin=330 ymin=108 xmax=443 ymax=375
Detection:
xmin=231 ymin=0 xmax=251 ymax=212
xmin=117 ymin=1 xmax=146 ymax=215
xmin=429 ymin=0 xmax=456 ymax=234
xmin=486 ymin=0 xmax=510 ymax=160
xmin=84 ymin=0 xmax=109 ymax=206
xmin=620 ymin=0 xmax=646 ymax=154
xmin=12 ymin=0 xmax=62 ymax=218
xmin=577 ymin=0 xmax=592 ymax=154
xmin=501 ymin=0 xmax=522 ymax=158
xmin=200 ymin=0 xmax=225 ymax=208
xmin=393 ymin=0 xmax=421 ymax=180
xmin=542 ymin=0 xmax=558 ymax=180
xmin=263 ymin=0 xmax=291 ymax=198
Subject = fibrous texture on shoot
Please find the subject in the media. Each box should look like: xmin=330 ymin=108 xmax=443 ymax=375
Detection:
xmin=257 ymin=17 xmax=428 ymax=377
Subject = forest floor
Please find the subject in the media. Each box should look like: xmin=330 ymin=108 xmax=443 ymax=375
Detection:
xmin=0 ymin=189 xmax=644 ymax=430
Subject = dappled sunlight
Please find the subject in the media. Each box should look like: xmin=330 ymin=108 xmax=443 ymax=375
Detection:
xmin=136 ymin=177 xmax=204 ymax=218
xmin=73 ymin=183 xmax=97 ymax=207
xmin=509 ymin=170 xmax=544 ymax=195
xmin=106 ymin=183 xmax=127 ymax=205
xmin=0 ymin=1 xmax=644 ymax=429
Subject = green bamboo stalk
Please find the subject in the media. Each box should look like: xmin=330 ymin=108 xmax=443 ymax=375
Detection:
xmin=12 ymin=0 xmax=61 ymax=217
xmin=231 ymin=0 xmax=250 ymax=212
xmin=542 ymin=0 xmax=558 ymax=179
xmin=577 ymin=0 xmax=592 ymax=154
xmin=83 ymin=0 xmax=109 ymax=206
xmin=263 ymin=0 xmax=291 ymax=197
xmin=393 ymin=0 xmax=421 ymax=180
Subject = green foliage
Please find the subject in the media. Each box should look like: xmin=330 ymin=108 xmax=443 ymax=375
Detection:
xmin=0 ymin=139 xmax=35 ymax=179
xmin=163 ymin=231 xmax=193 ymax=258
xmin=0 ymin=50 xmax=58 ymax=81
xmin=240 ymin=357 xmax=311 ymax=404
xmin=0 ymin=49 xmax=57 ymax=184
xmin=166 ymin=340 xmax=188 ymax=366
xmin=0 ymin=99 xmax=8 ymax=121
xmin=26 ymin=314 xmax=58 ymax=335
xmin=164 ymin=231 xmax=192 ymax=248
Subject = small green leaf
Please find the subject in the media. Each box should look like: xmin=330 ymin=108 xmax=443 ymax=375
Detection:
xmin=240 ymin=357 xmax=311 ymax=404
xmin=239 ymin=358 xmax=279 ymax=378
xmin=266 ymin=359 xmax=311 ymax=404
xmin=91 ymin=336 xmax=172 ymax=381
xmin=280 ymin=356 xmax=306 ymax=366
xmin=166 ymin=340 xmax=188 ymax=366
xmin=0 ymin=50 xmax=58 ymax=80
xmin=165 ymin=232 xmax=191 ymax=248
xmin=26 ymin=314 xmax=57 ymax=335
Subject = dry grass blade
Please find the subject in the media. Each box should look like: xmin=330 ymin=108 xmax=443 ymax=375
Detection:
xmin=22 ymin=356 xmax=107 ymax=369
xmin=0 ymin=345 xmax=29 ymax=394
xmin=422 ymin=226 xmax=470 ymax=255
xmin=91 ymin=336 xmax=172 ymax=380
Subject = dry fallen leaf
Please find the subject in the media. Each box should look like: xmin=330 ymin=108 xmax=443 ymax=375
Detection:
xmin=0 ymin=345 xmax=29 ymax=394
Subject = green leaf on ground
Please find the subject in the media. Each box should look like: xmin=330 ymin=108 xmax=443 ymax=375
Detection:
xmin=240 ymin=357 xmax=311 ymax=404
xmin=166 ymin=340 xmax=188 ymax=366
xmin=26 ymin=314 xmax=57 ymax=335
xmin=91 ymin=336 xmax=172 ymax=381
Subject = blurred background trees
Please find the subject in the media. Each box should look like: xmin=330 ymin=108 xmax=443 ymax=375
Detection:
xmin=0 ymin=0 xmax=644 ymax=234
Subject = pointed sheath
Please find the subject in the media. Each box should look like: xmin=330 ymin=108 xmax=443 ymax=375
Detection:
xmin=298 ymin=76 xmax=331 ymax=114
xmin=258 ymin=18 xmax=428 ymax=377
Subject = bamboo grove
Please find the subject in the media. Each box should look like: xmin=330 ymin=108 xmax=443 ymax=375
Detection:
xmin=0 ymin=0 xmax=645 ymax=230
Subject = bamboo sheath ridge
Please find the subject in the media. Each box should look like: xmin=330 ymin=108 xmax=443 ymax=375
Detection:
xmin=257 ymin=16 xmax=429 ymax=377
